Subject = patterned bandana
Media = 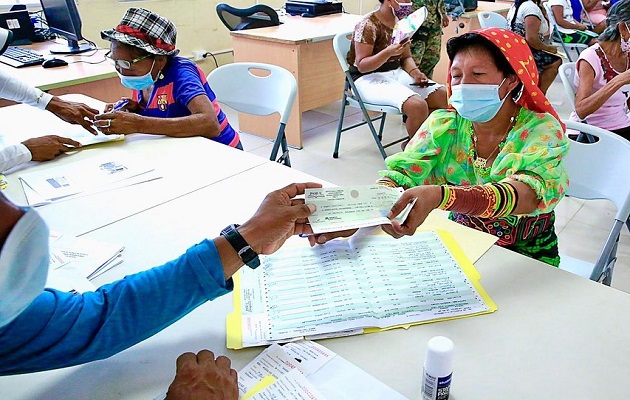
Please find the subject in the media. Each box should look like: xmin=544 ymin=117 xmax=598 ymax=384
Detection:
xmin=101 ymin=8 xmax=179 ymax=56
xmin=447 ymin=28 xmax=564 ymax=130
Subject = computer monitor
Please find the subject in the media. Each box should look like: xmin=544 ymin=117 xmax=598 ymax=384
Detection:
xmin=39 ymin=0 xmax=94 ymax=54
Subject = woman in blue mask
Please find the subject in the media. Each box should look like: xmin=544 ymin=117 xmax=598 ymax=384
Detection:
xmin=312 ymin=28 xmax=570 ymax=267
xmin=93 ymin=8 xmax=242 ymax=149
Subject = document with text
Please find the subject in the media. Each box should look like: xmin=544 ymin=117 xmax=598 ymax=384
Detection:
xmin=228 ymin=231 xmax=497 ymax=349
xmin=305 ymin=185 xmax=412 ymax=234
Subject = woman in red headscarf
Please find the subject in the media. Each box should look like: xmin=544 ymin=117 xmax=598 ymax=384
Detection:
xmin=312 ymin=28 xmax=569 ymax=266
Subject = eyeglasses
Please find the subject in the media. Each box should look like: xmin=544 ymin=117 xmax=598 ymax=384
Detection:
xmin=105 ymin=50 xmax=153 ymax=70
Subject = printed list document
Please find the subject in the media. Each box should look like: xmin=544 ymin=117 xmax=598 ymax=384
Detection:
xmin=227 ymin=230 xmax=497 ymax=349
xmin=305 ymin=185 xmax=412 ymax=234
xmin=239 ymin=341 xmax=407 ymax=400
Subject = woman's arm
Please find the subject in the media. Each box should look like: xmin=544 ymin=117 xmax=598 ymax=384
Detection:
xmin=574 ymin=61 xmax=630 ymax=120
xmin=93 ymin=95 xmax=222 ymax=138
xmin=524 ymin=15 xmax=557 ymax=52
xmin=550 ymin=5 xmax=586 ymax=30
xmin=354 ymin=40 xmax=408 ymax=73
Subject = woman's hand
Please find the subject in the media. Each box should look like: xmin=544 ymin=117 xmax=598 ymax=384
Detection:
xmin=103 ymin=98 xmax=139 ymax=113
xmin=381 ymin=186 xmax=442 ymax=238
xmin=384 ymin=41 xmax=409 ymax=58
xmin=412 ymin=69 xmax=429 ymax=84
xmin=93 ymin=112 xmax=143 ymax=135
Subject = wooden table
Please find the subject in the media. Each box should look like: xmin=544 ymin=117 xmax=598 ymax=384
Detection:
xmin=230 ymin=13 xmax=363 ymax=148
xmin=0 ymin=40 xmax=128 ymax=105
xmin=433 ymin=1 xmax=513 ymax=84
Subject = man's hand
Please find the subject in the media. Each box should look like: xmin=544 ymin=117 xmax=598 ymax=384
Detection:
xmin=103 ymin=97 xmax=139 ymax=113
xmin=22 ymin=135 xmax=81 ymax=162
xmin=238 ymin=182 xmax=321 ymax=255
xmin=46 ymin=97 xmax=99 ymax=134
xmin=93 ymin=111 xmax=142 ymax=135
xmin=165 ymin=351 xmax=238 ymax=400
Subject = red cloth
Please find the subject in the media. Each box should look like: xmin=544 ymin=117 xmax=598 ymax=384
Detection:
xmin=447 ymin=28 xmax=564 ymax=130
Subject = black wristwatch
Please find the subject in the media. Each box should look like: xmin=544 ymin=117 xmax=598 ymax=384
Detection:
xmin=220 ymin=224 xmax=261 ymax=269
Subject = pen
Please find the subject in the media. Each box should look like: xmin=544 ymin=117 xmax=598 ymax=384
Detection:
xmin=111 ymin=99 xmax=130 ymax=112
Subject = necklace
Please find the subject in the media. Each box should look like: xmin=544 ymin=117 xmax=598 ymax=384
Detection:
xmin=469 ymin=111 xmax=519 ymax=177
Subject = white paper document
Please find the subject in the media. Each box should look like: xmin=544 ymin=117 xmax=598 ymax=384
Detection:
xmin=50 ymin=234 xmax=124 ymax=280
xmin=305 ymin=185 xmax=412 ymax=234
xmin=236 ymin=231 xmax=494 ymax=347
xmin=239 ymin=341 xmax=407 ymax=400
xmin=19 ymin=153 xmax=158 ymax=205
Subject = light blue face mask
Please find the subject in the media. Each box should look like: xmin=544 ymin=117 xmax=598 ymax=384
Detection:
xmin=0 ymin=208 xmax=49 ymax=328
xmin=449 ymin=78 xmax=509 ymax=123
xmin=117 ymin=58 xmax=157 ymax=91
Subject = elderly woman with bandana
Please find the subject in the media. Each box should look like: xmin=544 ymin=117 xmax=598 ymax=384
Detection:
xmin=93 ymin=8 xmax=241 ymax=149
xmin=312 ymin=28 xmax=569 ymax=267
xmin=572 ymin=0 xmax=630 ymax=139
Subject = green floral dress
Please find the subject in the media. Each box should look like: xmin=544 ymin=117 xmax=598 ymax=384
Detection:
xmin=380 ymin=108 xmax=570 ymax=266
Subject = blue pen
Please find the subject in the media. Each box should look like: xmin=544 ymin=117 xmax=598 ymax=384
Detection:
xmin=111 ymin=99 xmax=129 ymax=112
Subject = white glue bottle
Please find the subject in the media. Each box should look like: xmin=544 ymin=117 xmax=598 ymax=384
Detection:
xmin=421 ymin=336 xmax=454 ymax=400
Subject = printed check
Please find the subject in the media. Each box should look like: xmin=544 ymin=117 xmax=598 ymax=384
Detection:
xmin=305 ymin=185 xmax=412 ymax=234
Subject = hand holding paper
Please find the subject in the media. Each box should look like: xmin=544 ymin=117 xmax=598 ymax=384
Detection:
xmin=391 ymin=6 xmax=428 ymax=44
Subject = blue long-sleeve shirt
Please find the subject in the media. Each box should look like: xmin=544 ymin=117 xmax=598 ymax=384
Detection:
xmin=0 ymin=239 xmax=233 ymax=375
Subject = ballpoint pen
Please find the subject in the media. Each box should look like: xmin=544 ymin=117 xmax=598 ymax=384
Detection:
xmin=111 ymin=99 xmax=130 ymax=112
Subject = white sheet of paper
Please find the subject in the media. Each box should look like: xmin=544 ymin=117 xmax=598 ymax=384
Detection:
xmin=46 ymin=264 xmax=96 ymax=293
xmin=19 ymin=153 xmax=159 ymax=205
xmin=238 ymin=231 xmax=492 ymax=347
xmin=50 ymin=235 xmax=124 ymax=280
xmin=240 ymin=341 xmax=408 ymax=400
xmin=249 ymin=369 xmax=326 ymax=400
xmin=305 ymin=185 xmax=411 ymax=234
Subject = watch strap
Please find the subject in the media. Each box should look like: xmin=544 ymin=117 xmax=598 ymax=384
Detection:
xmin=220 ymin=224 xmax=260 ymax=269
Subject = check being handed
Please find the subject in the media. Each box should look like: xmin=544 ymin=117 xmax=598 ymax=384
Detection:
xmin=305 ymin=185 xmax=412 ymax=234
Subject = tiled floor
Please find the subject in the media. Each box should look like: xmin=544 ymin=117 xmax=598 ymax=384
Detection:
xmin=230 ymin=75 xmax=630 ymax=294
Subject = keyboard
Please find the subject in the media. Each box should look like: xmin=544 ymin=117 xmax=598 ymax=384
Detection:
xmin=0 ymin=46 xmax=45 ymax=68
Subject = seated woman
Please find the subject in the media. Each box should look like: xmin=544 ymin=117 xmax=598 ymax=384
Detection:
xmin=548 ymin=0 xmax=598 ymax=45
xmin=572 ymin=0 xmax=630 ymax=139
xmin=312 ymin=29 xmax=569 ymax=267
xmin=94 ymin=8 xmax=241 ymax=149
xmin=348 ymin=0 xmax=448 ymax=141
xmin=581 ymin=0 xmax=608 ymax=33
xmin=508 ymin=0 xmax=562 ymax=94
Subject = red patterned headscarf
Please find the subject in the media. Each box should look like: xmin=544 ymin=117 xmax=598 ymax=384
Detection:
xmin=447 ymin=28 xmax=564 ymax=129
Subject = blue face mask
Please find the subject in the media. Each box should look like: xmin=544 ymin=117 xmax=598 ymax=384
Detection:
xmin=117 ymin=58 xmax=157 ymax=91
xmin=0 ymin=208 xmax=49 ymax=327
xmin=449 ymin=78 xmax=508 ymax=123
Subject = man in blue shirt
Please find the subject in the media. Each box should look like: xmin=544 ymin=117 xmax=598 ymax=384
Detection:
xmin=0 ymin=181 xmax=319 ymax=385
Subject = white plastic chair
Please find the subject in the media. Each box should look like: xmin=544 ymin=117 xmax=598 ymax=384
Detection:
xmin=477 ymin=11 xmax=507 ymax=29
xmin=206 ymin=62 xmax=297 ymax=167
xmin=332 ymin=31 xmax=406 ymax=159
xmin=559 ymin=120 xmax=630 ymax=285
xmin=542 ymin=2 xmax=588 ymax=62
xmin=558 ymin=62 xmax=578 ymax=110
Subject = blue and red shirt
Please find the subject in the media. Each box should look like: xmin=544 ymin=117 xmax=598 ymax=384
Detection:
xmin=134 ymin=56 xmax=240 ymax=147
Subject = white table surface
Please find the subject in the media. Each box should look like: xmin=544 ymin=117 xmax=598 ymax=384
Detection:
xmin=2 ymin=160 xmax=630 ymax=400
xmin=0 ymin=95 xmax=268 ymax=235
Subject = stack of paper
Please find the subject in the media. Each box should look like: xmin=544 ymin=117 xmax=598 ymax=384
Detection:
xmin=46 ymin=232 xmax=124 ymax=293
xmin=19 ymin=153 xmax=160 ymax=206
xmin=239 ymin=341 xmax=407 ymax=400
xmin=227 ymin=230 xmax=497 ymax=349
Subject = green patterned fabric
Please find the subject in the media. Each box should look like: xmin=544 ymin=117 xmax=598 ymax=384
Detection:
xmin=380 ymin=108 xmax=570 ymax=265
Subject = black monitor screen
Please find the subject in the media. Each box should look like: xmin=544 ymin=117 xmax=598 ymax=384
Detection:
xmin=39 ymin=0 xmax=93 ymax=53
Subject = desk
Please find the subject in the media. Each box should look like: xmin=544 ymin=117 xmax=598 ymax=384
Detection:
xmin=0 ymin=94 xmax=269 ymax=236
xmin=1 ymin=157 xmax=630 ymax=399
xmin=0 ymin=41 xmax=128 ymax=105
xmin=231 ymin=13 xmax=363 ymax=148
xmin=433 ymin=1 xmax=513 ymax=84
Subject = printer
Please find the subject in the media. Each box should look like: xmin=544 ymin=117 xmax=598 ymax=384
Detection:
xmin=285 ymin=1 xmax=342 ymax=17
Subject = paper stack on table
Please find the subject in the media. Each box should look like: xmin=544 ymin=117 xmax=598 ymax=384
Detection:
xmin=227 ymin=230 xmax=497 ymax=349
xmin=19 ymin=153 xmax=160 ymax=206
xmin=239 ymin=341 xmax=408 ymax=400
xmin=46 ymin=232 xmax=124 ymax=293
